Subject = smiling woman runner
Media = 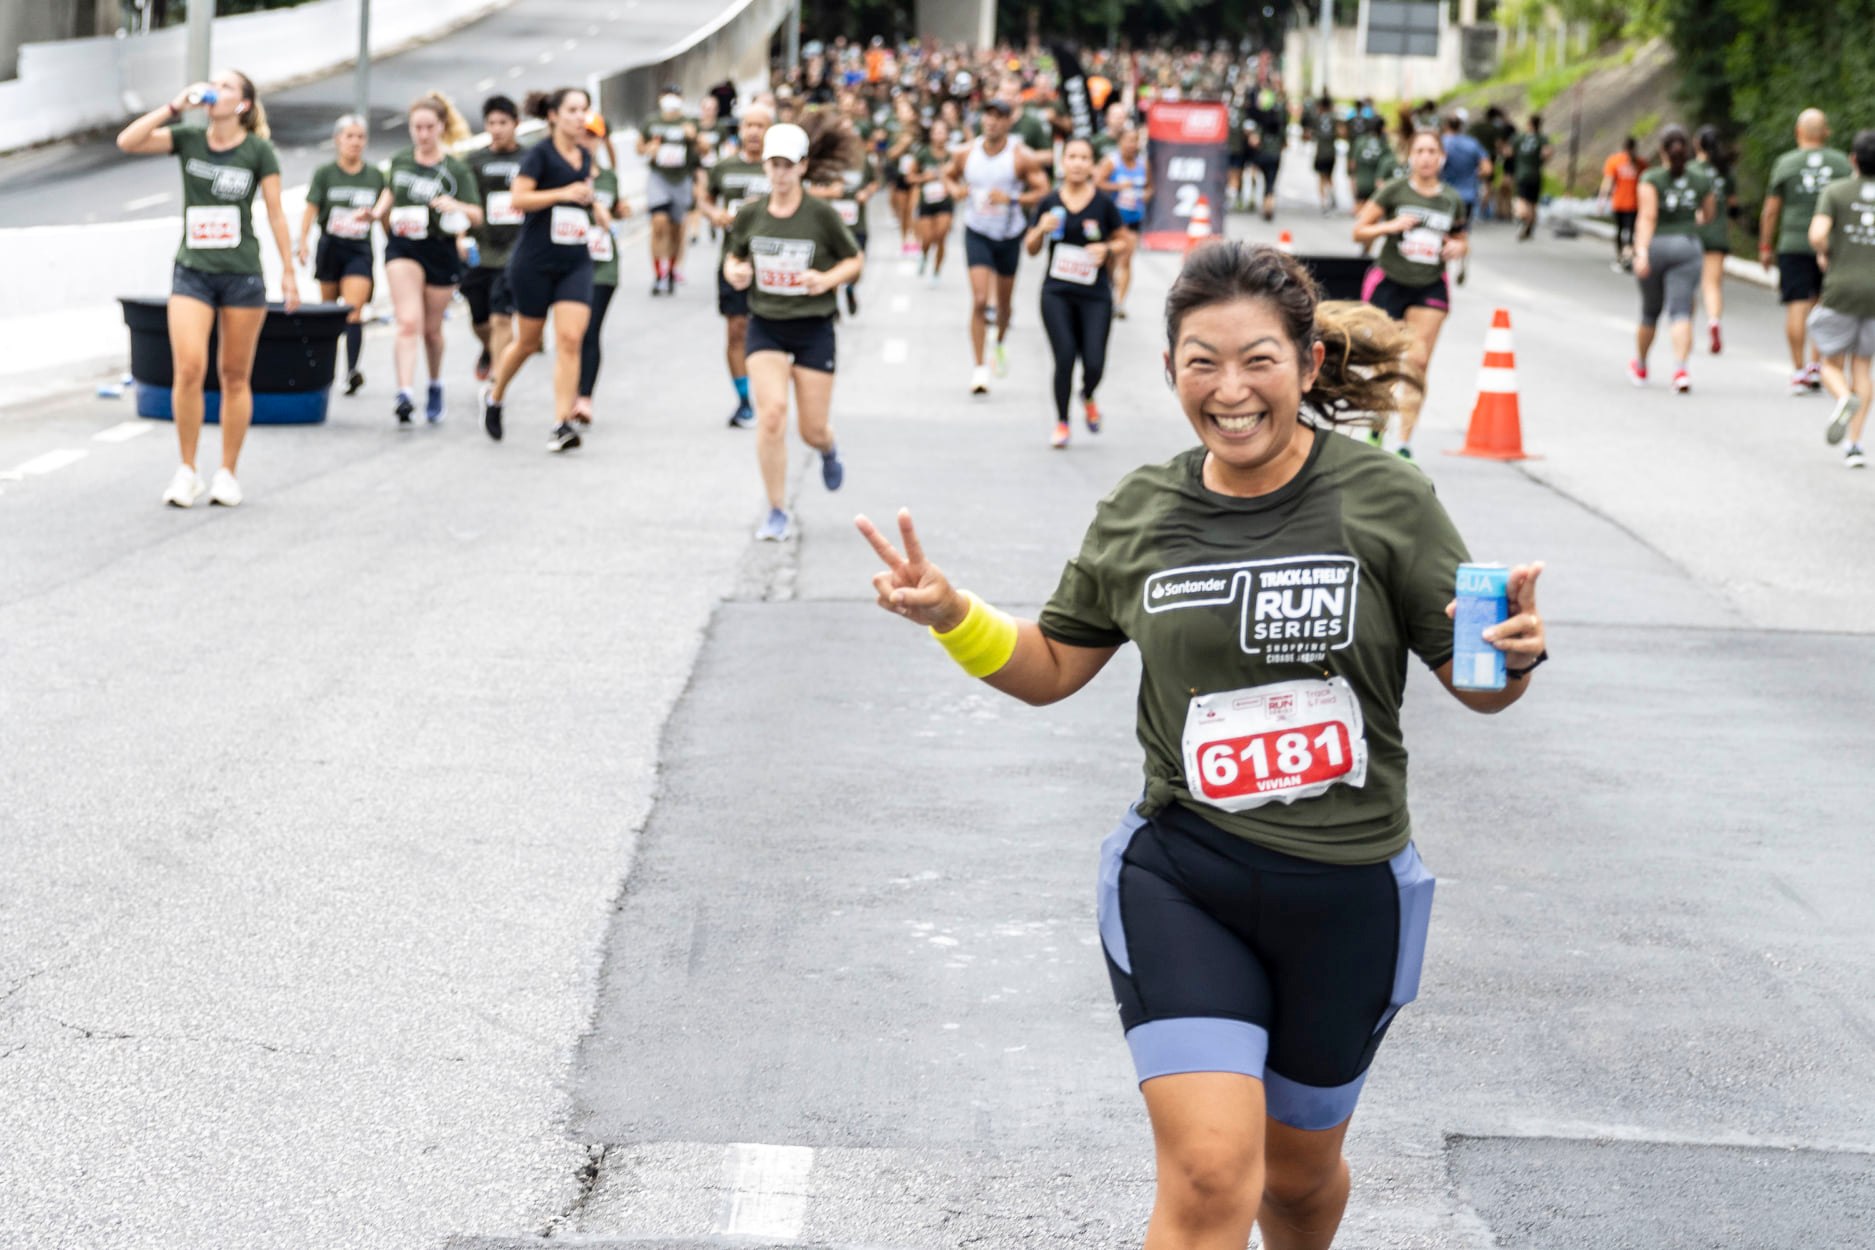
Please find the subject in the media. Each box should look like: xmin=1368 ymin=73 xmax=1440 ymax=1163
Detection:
xmin=723 ymin=120 xmax=863 ymax=542
xmin=480 ymin=87 xmax=607 ymax=452
xmin=374 ymin=91 xmax=482 ymax=427
xmin=117 ymin=68 xmax=297 ymax=509
xmin=298 ymin=113 xmax=384 ymax=398
xmin=858 ymin=241 xmax=1547 ymax=1250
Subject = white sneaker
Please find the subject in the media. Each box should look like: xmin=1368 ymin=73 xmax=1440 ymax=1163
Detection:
xmin=162 ymin=465 xmax=205 ymax=508
xmin=208 ymin=468 xmax=243 ymax=507
xmin=970 ymin=365 xmax=990 ymax=396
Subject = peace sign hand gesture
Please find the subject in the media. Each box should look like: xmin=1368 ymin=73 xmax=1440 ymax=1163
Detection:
xmin=855 ymin=508 xmax=968 ymax=632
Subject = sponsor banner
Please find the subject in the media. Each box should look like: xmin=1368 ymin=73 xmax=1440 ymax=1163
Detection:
xmin=1142 ymin=100 xmax=1230 ymax=252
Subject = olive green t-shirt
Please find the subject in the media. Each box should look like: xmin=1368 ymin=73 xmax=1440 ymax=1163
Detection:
xmin=1511 ymin=131 xmax=1548 ymax=183
xmin=1640 ymin=165 xmax=1713 ymax=236
xmin=1038 ymin=433 xmax=1470 ymax=865
xmin=640 ymin=115 xmax=698 ymax=184
xmin=1349 ymin=133 xmax=1397 ymax=197
xmin=1372 ymin=177 xmax=1466 ymax=287
xmin=707 ymin=156 xmax=770 ymax=268
xmin=304 ymin=158 xmax=383 ymax=257
xmin=1816 ymin=175 xmax=1875 ymax=319
xmin=590 ymin=167 xmax=620 ymax=287
xmin=1769 ymin=146 xmax=1853 ymax=254
xmin=725 ymin=194 xmax=860 ymax=321
xmin=384 ymin=148 xmax=481 ymax=241
xmin=465 ymin=144 xmax=524 ymax=268
xmin=170 ymin=125 xmax=281 ymax=275
xmin=1691 ymin=158 xmax=1731 ymax=251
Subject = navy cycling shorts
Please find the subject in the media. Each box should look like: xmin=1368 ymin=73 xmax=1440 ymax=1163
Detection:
xmin=1097 ymin=801 xmax=1435 ymax=1131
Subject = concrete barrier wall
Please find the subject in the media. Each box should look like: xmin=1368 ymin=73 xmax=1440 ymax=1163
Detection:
xmin=596 ymin=0 xmax=790 ymax=137
xmin=1283 ymin=0 xmax=1464 ymax=101
xmin=0 ymin=0 xmax=507 ymax=153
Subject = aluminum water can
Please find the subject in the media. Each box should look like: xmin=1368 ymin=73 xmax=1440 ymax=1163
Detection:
xmin=188 ymin=88 xmax=219 ymax=106
xmin=1452 ymin=563 xmax=1509 ymax=691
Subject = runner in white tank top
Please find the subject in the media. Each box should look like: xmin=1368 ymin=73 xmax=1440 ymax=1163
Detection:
xmin=941 ymin=100 xmax=1049 ymax=395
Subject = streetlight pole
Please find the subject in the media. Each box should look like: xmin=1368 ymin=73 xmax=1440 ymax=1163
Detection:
xmin=355 ymin=0 xmax=371 ymax=123
xmin=186 ymin=0 xmax=212 ymax=86
xmin=1316 ymin=0 xmax=1331 ymax=96
xmin=787 ymin=1 xmax=800 ymax=76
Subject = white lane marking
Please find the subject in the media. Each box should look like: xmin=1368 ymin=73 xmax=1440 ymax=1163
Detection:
xmin=507 ymin=65 xmax=525 ymax=79
xmin=896 ymin=260 xmax=917 ymax=277
xmin=124 ymin=192 xmax=170 ymax=211
xmin=586 ymin=23 xmax=600 ymax=35
xmin=537 ymin=51 xmax=555 ymax=65
xmin=475 ymin=76 xmax=496 ymax=92
xmin=93 ymin=421 xmax=155 ymax=444
xmin=563 ymin=37 xmax=578 ymax=50
xmin=889 ymin=294 xmax=910 ymax=313
xmin=1 ymin=449 xmax=88 ymax=480
xmin=714 ymin=1143 xmax=813 ymax=1239
xmin=379 ymin=115 xmax=403 ymax=130
xmin=883 ymin=338 xmax=909 ymax=363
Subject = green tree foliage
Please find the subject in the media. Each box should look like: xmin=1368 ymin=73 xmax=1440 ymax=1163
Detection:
xmin=1664 ymin=0 xmax=1875 ymax=191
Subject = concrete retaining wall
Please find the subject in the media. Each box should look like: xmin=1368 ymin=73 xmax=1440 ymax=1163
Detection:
xmin=596 ymin=0 xmax=789 ymax=138
xmin=0 ymin=0 xmax=507 ymax=154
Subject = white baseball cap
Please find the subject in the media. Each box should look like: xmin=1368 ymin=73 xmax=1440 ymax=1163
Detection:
xmin=762 ymin=122 xmax=810 ymax=164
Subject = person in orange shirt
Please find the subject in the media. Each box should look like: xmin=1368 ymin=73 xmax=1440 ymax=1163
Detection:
xmin=864 ymin=37 xmax=885 ymax=84
xmin=1599 ymin=136 xmax=1648 ymax=271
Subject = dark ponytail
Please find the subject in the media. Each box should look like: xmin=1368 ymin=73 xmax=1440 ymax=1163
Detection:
xmin=525 ymin=86 xmax=590 ymax=120
xmin=1695 ymin=124 xmax=1730 ymax=182
xmin=1164 ymin=242 xmax=1422 ymax=427
xmin=1660 ymin=124 xmax=1691 ymax=176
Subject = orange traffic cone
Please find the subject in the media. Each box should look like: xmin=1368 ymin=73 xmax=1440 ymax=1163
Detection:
xmin=1448 ymin=308 xmax=1540 ymax=461
xmin=1185 ymin=196 xmax=1213 ymax=252
xmin=1275 ymin=229 xmax=1294 ymax=253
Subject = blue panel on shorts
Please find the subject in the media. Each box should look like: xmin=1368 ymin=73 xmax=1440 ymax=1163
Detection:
xmin=1263 ymin=1066 xmax=1369 ymax=1130
xmin=135 ymin=385 xmax=329 ymax=426
xmin=1387 ymin=842 xmax=1436 ymax=1014
xmin=1126 ymin=1016 xmax=1269 ymax=1083
xmin=1096 ymin=805 xmax=1147 ymax=974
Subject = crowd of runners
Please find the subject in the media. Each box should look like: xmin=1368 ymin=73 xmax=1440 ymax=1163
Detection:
xmin=113 ymin=38 xmax=1875 ymax=517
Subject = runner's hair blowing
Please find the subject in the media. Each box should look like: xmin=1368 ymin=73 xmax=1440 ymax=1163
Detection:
xmin=799 ymin=107 xmax=862 ymax=185
xmin=229 ymin=69 xmax=270 ymax=140
xmin=1164 ymin=241 xmax=1423 ymax=425
xmin=524 ymin=87 xmax=590 ymax=120
xmin=409 ymin=91 xmax=471 ymax=145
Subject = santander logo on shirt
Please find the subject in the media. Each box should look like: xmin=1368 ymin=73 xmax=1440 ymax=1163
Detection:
xmin=1144 ymin=555 xmax=1360 ymax=665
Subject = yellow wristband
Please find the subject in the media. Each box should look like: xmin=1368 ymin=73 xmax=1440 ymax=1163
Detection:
xmin=930 ymin=592 xmax=1019 ymax=679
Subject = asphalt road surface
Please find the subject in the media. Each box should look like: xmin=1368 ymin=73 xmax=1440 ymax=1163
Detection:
xmin=3 ymin=155 xmax=1872 ymax=1249
xmin=0 ymin=0 xmax=726 ymax=227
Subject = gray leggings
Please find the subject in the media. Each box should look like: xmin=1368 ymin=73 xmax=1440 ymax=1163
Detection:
xmin=1639 ymin=234 xmax=1702 ymax=325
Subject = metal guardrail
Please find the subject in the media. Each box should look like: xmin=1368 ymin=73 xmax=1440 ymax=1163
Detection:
xmin=595 ymin=0 xmax=792 ymax=134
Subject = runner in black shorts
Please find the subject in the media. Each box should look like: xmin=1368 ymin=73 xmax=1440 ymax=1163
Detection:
xmin=859 ymin=242 xmax=1547 ymax=1250
xmin=480 ymin=87 xmax=605 ymax=453
xmin=297 ymin=113 xmax=383 ymax=395
xmin=1352 ymin=130 xmax=1467 ymax=457
xmin=463 ymin=96 xmax=524 ymax=383
xmin=699 ymin=104 xmax=772 ymax=428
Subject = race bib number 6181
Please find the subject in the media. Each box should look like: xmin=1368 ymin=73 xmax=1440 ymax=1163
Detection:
xmin=1181 ymin=677 xmax=1368 ymax=812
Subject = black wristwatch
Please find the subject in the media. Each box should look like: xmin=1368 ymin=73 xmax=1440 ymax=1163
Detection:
xmin=1506 ymin=649 xmax=1549 ymax=680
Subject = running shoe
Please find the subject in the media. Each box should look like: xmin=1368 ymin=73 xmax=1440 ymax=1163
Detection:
xmin=161 ymin=465 xmax=205 ymax=509
xmin=1847 ymin=445 xmax=1867 ymax=469
xmin=918 ymin=251 xmax=928 ymax=277
xmin=1790 ymin=370 xmax=1812 ymax=397
xmin=970 ymin=365 xmax=990 ymax=396
xmin=1083 ymin=398 xmax=1102 ymax=434
xmin=1051 ymin=420 xmax=1071 ymax=449
xmin=1672 ymin=368 xmax=1691 ymax=394
xmin=395 ymin=393 xmax=415 ymax=425
xmin=1806 ymin=362 xmax=1824 ymax=391
xmin=901 ymin=239 xmax=919 ymax=256
xmin=756 ymin=506 xmax=791 ymax=541
xmin=1396 ymin=445 xmax=1415 ymax=460
xmin=474 ymin=350 xmax=491 ymax=382
xmin=1114 ymin=304 xmax=1128 ymax=320
xmin=425 ymin=382 xmax=445 ymax=424
xmin=1708 ymin=321 xmax=1723 ymax=355
xmin=1826 ymin=393 xmax=1856 ymax=445
xmin=1366 ymin=428 xmax=1384 ymax=448
xmin=481 ymin=386 xmax=503 ymax=442
xmin=650 ymin=277 xmax=664 ymax=297
xmin=346 ymin=369 xmax=365 ymax=395
xmin=208 ymin=468 xmax=243 ymax=508
xmin=845 ymin=286 xmax=858 ymax=316
xmin=820 ymin=446 xmax=845 ymax=491
xmin=547 ymin=421 xmax=582 ymax=453
xmin=992 ymin=342 xmax=1008 ymax=377
xmin=728 ymin=401 xmax=754 ymax=429
xmin=1627 ymin=360 xmax=1647 ymax=387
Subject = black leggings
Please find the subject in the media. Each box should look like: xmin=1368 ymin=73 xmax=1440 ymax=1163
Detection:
xmin=1040 ymin=288 xmax=1113 ymax=423
xmin=578 ymin=282 xmax=615 ymax=399
xmin=1614 ymin=210 xmax=1637 ymax=256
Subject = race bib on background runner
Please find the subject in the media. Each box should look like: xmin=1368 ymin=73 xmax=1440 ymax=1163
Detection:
xmin=485 ymin=191 xmax=522 ymax=226
xmin=834 ymin=199 xmax=860 ymax=227
xmin=655 ymin=141 xmax=687 ymax=169
xmin=752 ymin=236 xmax=814 ymax=295
xmin=1400 ymin=226 xmax=1443 ymax=265
xmin=184 ymin=205 xmax=240 ymax=250
xmin=922 ymin=180 xmax=947 ymax=204
xmin=550 ymin=205 xmax=589 ymax=245
xmin=1181 ymin=677 xmax=1368 ymax=812
xmin=587 ymin=224 xmax=615 ymax=262
xmin=327 ymin=206 xmax=371 ymax=240
xmin=1048 ymin=242 xmax=1100 ymax=285
xmin=390 ymin=205 xmax=429 ymax=240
